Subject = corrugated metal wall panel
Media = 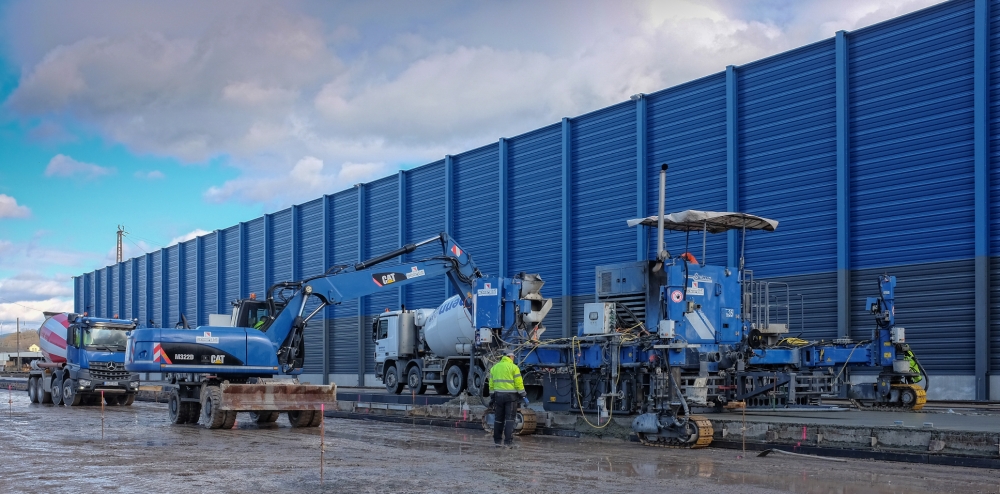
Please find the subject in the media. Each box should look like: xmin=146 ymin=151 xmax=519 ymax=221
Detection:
xmin=183 ymin=239 xmax=197 ymax=325
xmin=850 ymin=1 xmax=976 ymax=268
xmin=271 ymin=209 xmax=293 ymax=285
xmin=363 ymin=175 xmax=399 ymax=373
xmin=329 ymin=190 xmax=359 ymax=374
xmin=988 ymin=0 xmax=1000 ymax=372
xmin=404 ymin=160 xmax=446 ymax=312
xmin=851 ymin=261 xmax=974 ymax=373
xmin=111 ymin=265 xmax=120 ymax=317
xmin=246 ymin=218 xmax=265 ymax=297
xmin=96 ymin=268 xmax=105 ymax=317
xmin=739 ymin=40 xmax=838 ymax=277
xmin=123 ymin=262 xmax=132 ymax=319
xmin=508 ymin=124 xmax=564 ymax=338
xmin=222 ymin=226 xmax=241 ymax=306
xmin=453 ymin=145 xmax=500 ymax=277
xmin=166 ymin=245 xmax=179 ymax=328
xmin=151 ymin=251 xmax=162 ymax=327
xmin=200 ymin=232 xmax=218 ymax=325
xmin=75 ymin=276 xmax=83 ymax=314
xmin=756 ymin=272 xmax=838 ymax=341
xmin=645 ymin=73 xmax=728 ymax=263
xmin=571 ymin=102 xmax=637 ymax=331
xmin=87 ymin=272 xmax=95 ymax=316
xmin=298 ymin=198 xmax=325 ymax=375
xmin=137 ymin=256 xmax=147 ymax=326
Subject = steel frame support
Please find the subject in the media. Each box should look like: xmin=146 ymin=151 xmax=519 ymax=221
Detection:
xmin=160 ymin=248 xmax=168 ymax=329
xmin=238 ymin=222 xmax=247 ymax=299
xmin=131 ymin=258 xmax=139 ymax=320
xmin=398 ymin=170 xmax=407 ymax=308
xmin=322 ymin=194 xmax=332 ymax=385
xmin=263 ymin=213 xmax=272 ymax=296
xmin=357 ymin=183 xmax=367 ymax=387
xmin=726 ymin=65 xmax=739 ymax=268
xmin=117 ymin=262 xmax=125 ymax=318
xmin=974 ymin=0 xmax=991 ymax=400
xmin=499 ymin=138 xmax=509 ymax=276
xmin=444 ymin=155 xmax=454 ymax=300
xmin=195 ymin=236 xmax=203 ymax=326
xmin=836 ymin=30 xmax=851 ymax=340
xmin=145 ymin=255 xmax=153 ymax=327
xmin=215 ymin=230 xmax=223 ymax=316
xmin=177 ymin=241 xmax=185 ymax=327
xmin=635 ymin=94 xmax=648 ymax=261
xmin=561 ymin=117 xmax=572 ymax=338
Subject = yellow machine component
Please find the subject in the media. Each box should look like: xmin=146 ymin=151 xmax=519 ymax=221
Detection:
xmin=482 ymin=406 xmax=538 ymax=436
xmin=892 ymin=383 xmax=926 ymax=411
xmin=636 ymin=415 xmax=714 ymax=449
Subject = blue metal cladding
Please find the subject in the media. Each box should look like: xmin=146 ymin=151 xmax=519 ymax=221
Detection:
xmin=123 ymin=262 xmax=132 ymax=319
xmin=245 ymin=218 xmax=265 ymax=297
xmin=570 ymin=102 xmax=637 ymax=329
xmin=849 ymin=1 xmax=976 ymax=372
xmin=363 ymin=175 xmax=399 ymax=373
xmin=137 ymin=255 xmax=147 ymax=326
xmin=222 ymin=225 xmax=241 ymax=307
xmin=74 ymin=277 xmax=83 ymax=314
xmin=453 ymin=145 xmax=500 ymax=277
xmin=95 ymin=268 xmax=104 ymax=317
xmin=329 ymin=190 xmax=359 ymax=374
xmin=166 ymin=245 xmax=179 ymax=328
xmin=508 ymin=123 xmax=564 ymax=338
xmin=645 ymin=74 xmax=728 ymax=263
xmin=270 ymin=209 xmax=293 ymax=286
xmin=200 ymin=232 xmax=218 ymax=325
xmin=111 ymin=265 xmax=120 ymax=317
xmin=151 ymin=251 xmax=162 ymax=327
xmin=404 ymin=160 xmax=446 ymax=311
xmin=991 ymin=0 xmax=1000 ymax=372
xmin=183 ymin=239 xmax=197 ymax=325
xmin=298 ymin=198 xmax=325 ymax=374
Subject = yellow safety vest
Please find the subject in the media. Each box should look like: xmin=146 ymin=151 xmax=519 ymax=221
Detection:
xmin=489 ymin=356 xmax=525 ymax=394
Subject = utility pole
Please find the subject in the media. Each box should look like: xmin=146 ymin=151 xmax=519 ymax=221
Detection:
xmin=116 ymin=225 xmax=128 ymax=263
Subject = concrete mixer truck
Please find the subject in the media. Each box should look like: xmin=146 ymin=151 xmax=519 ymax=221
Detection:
xmin=26 ymin=312 xmax=139 ymax=406
xmin=373 ymin=273 xmax=551 ymax=397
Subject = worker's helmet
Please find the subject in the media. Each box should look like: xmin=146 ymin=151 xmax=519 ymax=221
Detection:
xmin=505 ymin=351 xmax=516 ymax=358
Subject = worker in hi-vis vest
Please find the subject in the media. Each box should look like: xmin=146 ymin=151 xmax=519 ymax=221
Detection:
xmin=489 ymin=351 xmax=528 ymax=448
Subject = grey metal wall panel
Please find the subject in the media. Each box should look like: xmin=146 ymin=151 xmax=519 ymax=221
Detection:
xmin=571 ymin=102 xmax=637 ymax=331
xmin=989 ymin=0 xmax=1000 ymax=372
xmin=137 ymin=255 xmax=147 ymax=326
xmin=755 ymin=271 xmax=838 ymax=341
xmin=222 ymin=226 xmax=240 ymax=306
xmin=363 ymin=175 xmax=399 ymax=373
xmin=645 ymin=73 xmax=728 ymax=262
xmin=183 ymin=239 xmax=197 ymax=325
xmin=850 ymin=1 xmax=976 ymax=268
xmin=271 ymin=208 xmax=293 ymax=285
xmin=508 ymin=124 xmax=564 ymax=338
xmin=246 ymin=218 xmax=265 ymax=297
xmin=404 ymin=160 xmax=445 ymax=311
xmin=851 ymin=261 xmax=974 ymax=373
xmin=739 ymin=40 xmax=838 ymax=277
xmin=453 ymin=145 xmax=500 ymax=277
xmin=329 ymin=190 xmax=359 ymax=373
xmin=151 ymin=251 xmax=162 ymax=327
xmin=123 ymin=262 xmax=132 ymax=319
xmin=200 ymin=232 xmax=218 ymax=325
xmin=167 ymin=245 xmax=179 ymax=328
xmin=298 ymin=198 xmax=325 ymax=374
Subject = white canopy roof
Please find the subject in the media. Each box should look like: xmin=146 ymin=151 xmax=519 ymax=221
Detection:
xmin=626 ymin=210 xmax=778 ymax=233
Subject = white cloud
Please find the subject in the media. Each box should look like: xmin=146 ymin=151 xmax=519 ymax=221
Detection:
xmin=0 ymin=194 xmax=31 ymax=219
xmin=0 ymin=298 xmax=73 ymax=331
xmin=134 ymin=170 xmax=165 ymax=180
xmin=167 ymin=229 xmax=211 ymax=246
xmin=0 ymin=272 xmax=74 ymax=302
xmin=44 ymin=154 xmax=114 ymax=179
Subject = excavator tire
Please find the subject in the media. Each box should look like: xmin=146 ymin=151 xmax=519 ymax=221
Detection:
xmin=201 ymin=386 xmax=227 ymax=429
xmin=287 ymin=410 xmax=316 ymax=428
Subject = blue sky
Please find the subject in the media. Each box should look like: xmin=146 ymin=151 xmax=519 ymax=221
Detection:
xmin=0 ymin=0 xmax=942 ymax=332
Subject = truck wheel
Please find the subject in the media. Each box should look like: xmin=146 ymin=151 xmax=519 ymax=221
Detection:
xmin=168 ymin=390 xmax=188 ymax=424
xmin=250 ymin=411 xmax=279 ymax=424
xmin=38 ymin=378 xmax=52 ymax=404
xmin=384 ymin=365 xmax=404 ymax=394
xmin=468 ymin=367 xmax=489 ymax=397
xmin=308 ymin=410 xmax=323 ymax=427
xmin=446 ymin=365 xmax=466 ymax=396
xmin=433 ymin=384 xmax=448 ymax=395
xmin=122 ymin=394 xmax=135 ymax=406
xmin=185 ymin=403 xmax=202 ymax=424
xmin=222 ymin=410 xmax=237 ymax=429
xmin=63 ymin=379 xmax=82 ymax=406
xmin=51 ymin=375 xmax=64 ymax=406
xmin=407 ymin=367 xmax=427 ymax=395
xmin=27 ymin=377 xmax=38 ymax=404
xmin=287 ymin=410 xmax=315 ymax=427
xmin=200 ymin=386 xmax=227 ymax=429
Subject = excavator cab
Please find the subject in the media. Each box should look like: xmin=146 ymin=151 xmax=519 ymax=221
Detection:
xmin=231 ymin=299 xmax=273 ymax=331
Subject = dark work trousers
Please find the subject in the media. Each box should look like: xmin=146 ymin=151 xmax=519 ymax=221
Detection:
xmin=492 ymin=392 xmax=518 ymax=445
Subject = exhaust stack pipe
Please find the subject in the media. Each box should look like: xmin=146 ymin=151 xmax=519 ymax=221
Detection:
xmin=657 ymin=164 xmax=668 ymax=261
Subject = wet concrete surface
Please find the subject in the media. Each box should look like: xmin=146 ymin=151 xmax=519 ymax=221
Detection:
xmin=2 ymin=390 xmax=1000 ymax=494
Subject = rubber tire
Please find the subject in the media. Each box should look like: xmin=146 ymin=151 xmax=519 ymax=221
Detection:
xmin=469 ymin=366 xmax=489 ymax=397
xmin=122 ymin=394 xmax=135 ymax=406
xmin=200 ymin=386 xmax=227 ymax=429
xmin=446 ymin=365 xmax=466 ymax=396
xmin=51 ymin=374 xmax=64 ymax=406
xmin=27 ymin=377 xmax=38 ymax=404
xmin=221 ymin=410 xmax=237 ymax=429
xmin=185 ymin=402 xmax=202 ymax=424
xmin=287 ymin=410 xmax=315 ymax=428
xmin=104 ymin=394 xmax=124 ymax=406
xmin=433 ymin=383 xmax=448 ymax=395
xmin=308 ymin=410 xmax=323 ymax=427
xmin=384 ymin=365 xmax=404 ymax=395
xmin=63 ymin=379 xmax=82 ymax=406
xmin=168 ymin=390 xmax=187 ymax=424
xmin=407 ymin=366 xmax=427 ymax=395
xmin=38 ymin=379 xmax=52 ymax=404
xmin=87 ymin=395 xmax=102 ymax=406
xmin=250 ymin=411 xmax=279 ymax=424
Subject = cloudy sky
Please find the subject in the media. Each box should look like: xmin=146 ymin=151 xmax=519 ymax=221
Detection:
xmin=0 ymin=0 xmax=943 ymax=332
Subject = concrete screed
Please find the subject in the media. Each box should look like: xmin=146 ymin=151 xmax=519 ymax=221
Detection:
xmin=2 ymin=391 xmax=1000 ymax=494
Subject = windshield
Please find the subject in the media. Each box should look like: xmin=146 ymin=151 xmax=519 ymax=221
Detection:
xmin=83 ymin=328 xmax=128 ymax=350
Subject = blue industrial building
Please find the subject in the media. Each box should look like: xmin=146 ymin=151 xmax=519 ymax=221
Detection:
xmin=75 ymin=0 xmax=1000 ymax=399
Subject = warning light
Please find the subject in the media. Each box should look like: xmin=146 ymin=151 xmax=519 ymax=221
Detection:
xmin=250 ymin=293 xmax=257 ymax=300
xmin=384 ymin=308 xmax=390 ymax=312
xmin=83 ymin=312 xmax=88 ymax=316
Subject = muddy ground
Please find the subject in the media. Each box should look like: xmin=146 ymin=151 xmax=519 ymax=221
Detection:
xmin=1 ymin=390 xmax=999 ymax=494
